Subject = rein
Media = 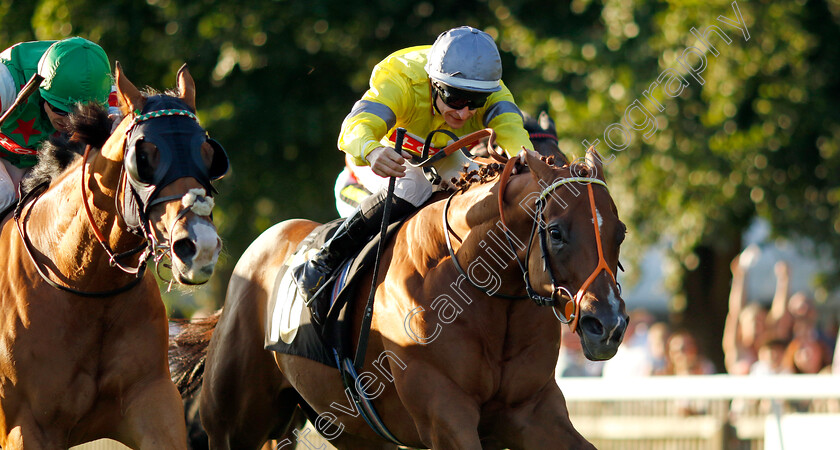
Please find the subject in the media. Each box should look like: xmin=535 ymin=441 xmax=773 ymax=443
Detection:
xmin=442 ymin=193 xmax=528 ymax=300
xmin=81 ymin=145 xmax=150 ymax=275
xmin=14 ymin=180 xmax=147 ymax=298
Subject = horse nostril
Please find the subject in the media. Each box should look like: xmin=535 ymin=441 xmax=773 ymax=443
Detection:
xmin=579 ymin=316 xmax=604 ymax=337
xmin=173 ymin=238 xmax=196 ymax=261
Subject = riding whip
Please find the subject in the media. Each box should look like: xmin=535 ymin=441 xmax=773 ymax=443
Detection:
xmin=0 ymin=73 xmax=44 ymax=128
xmin=354 ymin=127 xmax=406 ymax=369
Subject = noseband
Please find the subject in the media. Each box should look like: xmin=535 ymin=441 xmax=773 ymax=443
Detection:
xmin=443 ymin=157 xmax=618 ymax=333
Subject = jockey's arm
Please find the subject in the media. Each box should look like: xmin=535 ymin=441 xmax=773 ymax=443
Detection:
xmin=481 ymin=86 xmax=534 ymax=158
xmin=0 ymin=64 xmax=18 ymax=116
xmin=337 ymin=65 xmax=412 ymax=168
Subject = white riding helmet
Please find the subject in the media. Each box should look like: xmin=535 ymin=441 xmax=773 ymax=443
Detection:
xmin=425 ymin=26 xmax=502 ymax=93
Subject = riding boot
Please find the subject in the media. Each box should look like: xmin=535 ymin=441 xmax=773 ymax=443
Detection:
xmin=292 ymin=189 xmax=415 ymax=325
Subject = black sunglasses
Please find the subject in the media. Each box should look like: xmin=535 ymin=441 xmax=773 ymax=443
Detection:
xmin=47 ymin=102 xmax=69 ymax=116
xmin=433 ymin=82 xmax=489 ymax=110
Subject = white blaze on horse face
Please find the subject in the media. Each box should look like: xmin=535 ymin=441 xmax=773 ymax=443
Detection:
xmin=604 ymin=285 xmax=624 ymax=343
xmin=190 ymin=221 xmax=221 ymax=269
xmin=592 ymin=207 xmax=603 ymax=233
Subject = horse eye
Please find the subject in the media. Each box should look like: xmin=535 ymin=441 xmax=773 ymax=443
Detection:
xmin=135 ymin=143 xmax=160 ymax=183
xmin=549 ymin=226 xmax=566 ymax=244
xmin=616 ymin=223 xmax=627 ymax=245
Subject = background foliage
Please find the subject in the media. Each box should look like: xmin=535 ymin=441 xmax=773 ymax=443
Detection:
xmin=4 ymin=0 xmax=838 ymax=368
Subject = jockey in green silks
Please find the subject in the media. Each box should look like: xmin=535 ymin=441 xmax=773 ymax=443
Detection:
xmin=293 ymin=26 xmax=535 ymax=325
xmin=0 ymin=37 xmax=114 ymax=213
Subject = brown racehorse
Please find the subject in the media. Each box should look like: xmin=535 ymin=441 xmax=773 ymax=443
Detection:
xmin=172 ymin=148 xmax=627 ymax=449
xmin=0 ymin=63 xmax=226 ymax=449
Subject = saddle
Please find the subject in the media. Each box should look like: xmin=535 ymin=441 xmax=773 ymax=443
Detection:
xmin=264 ymin=218 xmax=403 ymax=367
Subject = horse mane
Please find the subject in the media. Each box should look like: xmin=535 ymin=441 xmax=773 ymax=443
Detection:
xmin=446 ymin=154 xmax=568 ymax=191
xmin=20 ymin=102 xmax=113 ymax=196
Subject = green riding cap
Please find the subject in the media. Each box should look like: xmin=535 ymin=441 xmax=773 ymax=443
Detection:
xmin=37 ymin=37 xmax=111 ymax=112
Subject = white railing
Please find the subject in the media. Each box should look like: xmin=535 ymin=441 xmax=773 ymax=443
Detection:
xmin=559 ymin=374 xmax=840 ymax=401
xmin=559 ymin=374 xmax=840 ymax=450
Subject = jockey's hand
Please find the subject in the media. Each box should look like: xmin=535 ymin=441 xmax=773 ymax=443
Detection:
xmin=367 ymin=146 xmax=411 ymax=178
xmin=513 ymin=146 xmax=530 ymax=174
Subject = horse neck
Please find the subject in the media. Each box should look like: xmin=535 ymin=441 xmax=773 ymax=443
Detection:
xmin=27 ymin=120 xmax=143 ymax=279
xmin=405 ymin=175 xmax=563 ymax=353
xmin=441 ymin=173 xmax=541 ymax=287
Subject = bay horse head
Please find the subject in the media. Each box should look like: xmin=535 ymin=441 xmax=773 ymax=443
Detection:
xmin=110 ymin=62 xmax=228 ymax=285
xmin=501 ymin=149 xmax=628 ymax=360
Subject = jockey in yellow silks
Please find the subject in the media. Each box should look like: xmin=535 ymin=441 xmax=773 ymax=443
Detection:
xmin=294 ymin=26 xmax=534 ymax=324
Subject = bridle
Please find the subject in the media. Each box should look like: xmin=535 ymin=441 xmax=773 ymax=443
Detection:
xmin=14 ymin=107 xmax=218 ymax=297
xmin=443 ymin=156 xmax=619 ymax=333
xmin=13 ymin=147 xmax=151 ymax=297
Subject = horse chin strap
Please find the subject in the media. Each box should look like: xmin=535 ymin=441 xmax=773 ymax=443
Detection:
xmin=498 ymin=158 xmax=617 ymax=334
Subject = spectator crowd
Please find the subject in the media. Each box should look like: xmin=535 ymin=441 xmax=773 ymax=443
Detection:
xmin=556 ymin=246 xmax=839 ymax=381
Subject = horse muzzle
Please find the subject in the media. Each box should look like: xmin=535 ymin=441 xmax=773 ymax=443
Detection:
xmin=575 ymin=288 xmax=628 ymax=361
xmin=168 ymin=194 xmax=222 ymax=285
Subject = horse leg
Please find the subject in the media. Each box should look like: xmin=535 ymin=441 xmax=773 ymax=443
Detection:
xmin=1 ymin=406 xmax=70 ymax=449
xmin=200 ymin=359 xmax=294 ymax=450
xmin=487 ymin=383 xmax=594 ymax=450
xmin=115 ymin=376 xmax=188 ymax=449
xmin=396 ymin=369 xmax=483 ymax=450
xmin=324 ymin=433 xmax=400 ymax=450
xmin=199 ymin=298 xmax=294 ymax=448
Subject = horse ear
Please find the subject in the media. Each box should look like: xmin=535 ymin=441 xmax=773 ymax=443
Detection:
xmin=115 ymin=61 xmax=145 ymax=115
xmin=176 ymin=64 xmax=196 ymax=111
xmin=538 ymin=111 xmax=552 ymax=131
xmin=525 ymin=149 xmax=555 ymax=182
xmin=585 ymin=146 xmax=607 ymax=181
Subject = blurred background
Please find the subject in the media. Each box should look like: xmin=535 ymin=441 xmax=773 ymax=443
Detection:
xmin=4 ymin=0 xmax=839 ymax=371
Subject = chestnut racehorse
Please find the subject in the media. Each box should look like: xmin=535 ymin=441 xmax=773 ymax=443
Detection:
xmin=173 ymin=149 xmax=627 ymax=449
xmin=0 ymin=63 xmax=226 ymax=448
